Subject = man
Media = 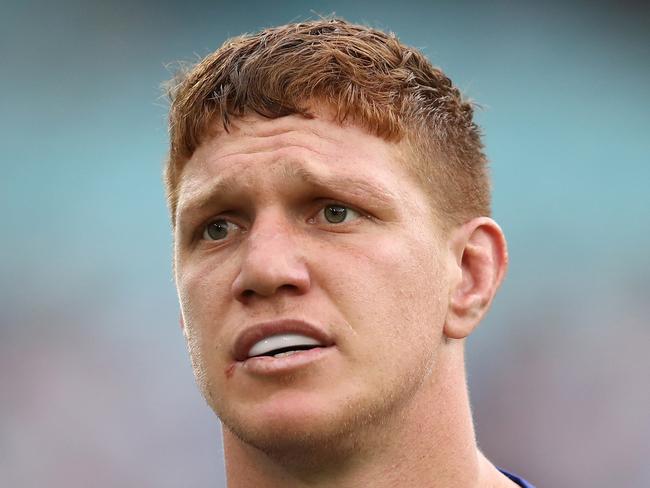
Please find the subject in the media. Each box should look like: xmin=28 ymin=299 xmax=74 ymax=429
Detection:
xmin=165 ymin=18 xmax=534 ymax=487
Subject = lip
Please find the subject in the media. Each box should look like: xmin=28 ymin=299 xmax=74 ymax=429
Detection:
xmin=242 ymin=346 xmax=335 ymax=376
xmin=232 ymin=319 xmax=335 ymax=362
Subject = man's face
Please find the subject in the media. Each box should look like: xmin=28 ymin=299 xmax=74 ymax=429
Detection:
xmin=173 ymin=110 xmax=454 ymax=454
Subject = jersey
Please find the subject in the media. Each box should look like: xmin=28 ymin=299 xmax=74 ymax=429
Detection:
xmin=498 ymin=468 xmax=536 ymax=488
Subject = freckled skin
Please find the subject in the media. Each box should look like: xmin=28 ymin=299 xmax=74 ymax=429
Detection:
xmin=173 ymin=109 xmax=515 ymax=487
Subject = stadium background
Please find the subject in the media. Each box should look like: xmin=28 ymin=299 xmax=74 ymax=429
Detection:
xmin=2 ymin=1 xmax=649 ymax=486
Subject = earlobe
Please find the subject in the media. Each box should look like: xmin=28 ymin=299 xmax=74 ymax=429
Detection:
xmin=444 ymin=217 xmax=508 ymax=340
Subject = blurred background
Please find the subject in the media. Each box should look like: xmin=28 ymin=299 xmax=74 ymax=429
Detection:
xmin=1 ymin=0 xmax=648 ymax=486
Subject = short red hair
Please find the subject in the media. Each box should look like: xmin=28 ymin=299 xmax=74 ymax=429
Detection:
xmin=165 ymin=18 xmax=490 ymax=229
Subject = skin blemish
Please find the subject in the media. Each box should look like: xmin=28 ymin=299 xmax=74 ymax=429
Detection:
xmin=225 ymin=362 xmax=237 ymax=379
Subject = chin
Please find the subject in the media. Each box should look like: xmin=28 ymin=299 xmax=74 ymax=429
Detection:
xmin=216 ymin=390 xmax=376 ymax=465
xmin=225 ymin=418 xmax=363 ymax=470
xmin=222 ymin=391 xmax=337 ymax=437
xmin=210 ymin=351 xmax=439 ymax=464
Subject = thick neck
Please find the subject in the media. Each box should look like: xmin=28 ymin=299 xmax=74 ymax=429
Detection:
xmin=222 ymin=341 xmax=505 ymax=488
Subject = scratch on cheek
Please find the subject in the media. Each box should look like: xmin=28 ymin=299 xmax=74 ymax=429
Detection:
xmin=225 ymin=362 xmax=236 ymax=379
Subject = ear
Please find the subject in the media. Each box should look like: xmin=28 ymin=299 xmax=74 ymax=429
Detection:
xmin=444 ymin=217 xmax=508 ymax=340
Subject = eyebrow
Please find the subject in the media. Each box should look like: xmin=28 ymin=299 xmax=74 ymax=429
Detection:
xmin=176 ymin=164 xmax=399 ymax=224
xmin=286 ymin=165 xmax=399 ymax=205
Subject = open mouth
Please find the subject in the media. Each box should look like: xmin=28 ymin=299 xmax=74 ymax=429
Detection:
xmin=247 ymin=333 xmax=325 ymax=359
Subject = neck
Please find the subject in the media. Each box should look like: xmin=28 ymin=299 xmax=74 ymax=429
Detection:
xmin=222 ymin=342 xmax=510 ymax=487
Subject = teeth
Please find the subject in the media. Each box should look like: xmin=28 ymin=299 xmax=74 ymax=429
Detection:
xmin=248 ymin=333 xmax=322 ymax=358
xmin=273 ymin=350 xmax=300 ymax=358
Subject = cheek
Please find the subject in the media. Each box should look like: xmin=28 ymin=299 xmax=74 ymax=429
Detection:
xmin=318 ymin=235 xmax=448 ymax=337
xmin=315 ymin=236 xmax=448 ymax=393
xmin=178 ymin=264 xmax=235 ymax=405
xmin=177 ymin=260 xmax=234 ymax=355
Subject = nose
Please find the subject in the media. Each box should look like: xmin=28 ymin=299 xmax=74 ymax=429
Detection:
xmin=231 ymin=211 xmax=311 ymax=303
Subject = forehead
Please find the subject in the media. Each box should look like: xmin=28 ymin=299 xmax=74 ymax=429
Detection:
xmin=187 ymin=113 xmax=396 ymax=172
xmin=175 ymin=111 xmax=429 ymax=223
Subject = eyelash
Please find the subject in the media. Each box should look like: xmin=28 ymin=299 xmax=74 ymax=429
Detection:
xmin=199 ymin=202 xmax=368 ymax=242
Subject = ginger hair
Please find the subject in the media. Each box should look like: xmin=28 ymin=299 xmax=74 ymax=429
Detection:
xmin=165 ymin=18 xmax=490 ymax=229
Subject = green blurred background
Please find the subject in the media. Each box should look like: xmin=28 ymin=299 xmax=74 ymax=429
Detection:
xmin=2 ymin=0 xmax=649 ymax=486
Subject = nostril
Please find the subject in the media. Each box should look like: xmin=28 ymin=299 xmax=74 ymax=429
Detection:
xmin=278 ymin=284 xmax=299 ymax=293
xmin=232 ymin=258 xmax=311 ymax=301
xmin=239 ymin=284 xmax=301 ymax=302
xmin=240 ymin=284 xmax=299 ymax=300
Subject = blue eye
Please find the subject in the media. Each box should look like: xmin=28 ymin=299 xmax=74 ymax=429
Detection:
xmin=203 ymin=219 xmax=237 ymax=241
